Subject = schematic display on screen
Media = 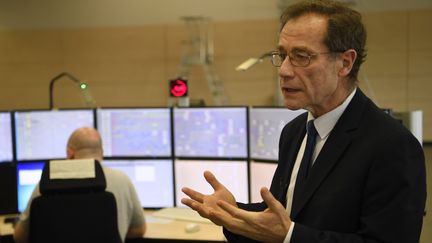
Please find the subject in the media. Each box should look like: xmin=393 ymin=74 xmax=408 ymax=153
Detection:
xmin=249 ymin=161 xmax=278 ymax=203
xmin=97 ymin=109 xmax=171 ymax=157
xmin=103 ymin=160 xmax=174 ymax=208
xmin=15 ymin=110 xmax=94 ymax=161
xmin=175 ymin=159 xmax=249 ymax=206
xmin=249 ymin=108 xmax=305 ymax=161
xmin=0 ymin=112 xmax=13 ymax=162
xmin=174 ymin=108 xmax=247 ymax=158
xmin=17 ymin=162 xmax=45 ymax=212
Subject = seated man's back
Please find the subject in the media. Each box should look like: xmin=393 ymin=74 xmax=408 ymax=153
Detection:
xmin=14 ymin=127 xmax=146 ymax=243
xmin=103 ymin=167 xmax=145 ymax=239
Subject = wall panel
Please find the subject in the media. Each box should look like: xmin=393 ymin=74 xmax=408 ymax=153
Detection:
xmin=0 ymin=11 xmax=431 ymax=139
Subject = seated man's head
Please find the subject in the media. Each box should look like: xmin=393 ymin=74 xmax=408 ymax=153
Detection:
xmin=66 ymin=127 xmax=103 ymax=161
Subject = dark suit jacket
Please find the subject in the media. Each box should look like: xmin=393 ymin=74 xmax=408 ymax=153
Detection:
xmin=224 ymin=89 xmax=426 ymax=243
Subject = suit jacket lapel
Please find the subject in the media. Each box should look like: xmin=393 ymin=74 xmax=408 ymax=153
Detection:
xmin=276 ymin=113 xmax=307 ymax=206
xmin=290 ymin=89 xmax=369 ymax=219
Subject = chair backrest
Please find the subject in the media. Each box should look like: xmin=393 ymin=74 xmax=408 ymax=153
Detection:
xmin=29 ymin=159 xmax=122 ymax=243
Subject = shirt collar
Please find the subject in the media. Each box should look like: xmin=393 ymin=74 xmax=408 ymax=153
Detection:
xmin=307 ymin=88 xmax=357 ymax=139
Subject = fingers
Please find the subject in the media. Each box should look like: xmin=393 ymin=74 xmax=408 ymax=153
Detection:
xmin=214 ymin=201 xmax=263 ymax=239
xmin=181 ymin=198 xmax=211 ymax=219
xmin=216 ymin=200 xmax=244 ymax=219
xmin=260 ymin=187 xmax=286 ymax=215
xmin=182 ymin=187 xmax=204 ymax=203
xmin=211 ymin=201 xmax=248 ymax=233
xmin=204 ymin=170 xmax=224 ymax=191
xmin=180 ymin=198 xmax=197 ymax=210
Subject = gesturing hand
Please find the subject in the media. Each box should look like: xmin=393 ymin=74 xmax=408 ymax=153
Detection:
xmin=181 ymin=170 xmax=237 ymax=226
xmin=213 ymin=187 xmax=291 ymax=243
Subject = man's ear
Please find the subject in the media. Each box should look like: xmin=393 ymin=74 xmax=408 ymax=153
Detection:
xmin=339 ymin=49 xmax=357 ymax=77
xmin=66 ymin=147 xmax=74 ymax=159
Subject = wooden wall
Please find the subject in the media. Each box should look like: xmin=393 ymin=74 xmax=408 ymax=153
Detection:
xmin=360 ymin=10 xmax=432 ymax=141
xmin=0 ymin=9 xmax=431 ymax=140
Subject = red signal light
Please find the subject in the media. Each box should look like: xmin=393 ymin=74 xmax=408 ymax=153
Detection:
xmin=170 ymin=79 xmax=188 ymax=97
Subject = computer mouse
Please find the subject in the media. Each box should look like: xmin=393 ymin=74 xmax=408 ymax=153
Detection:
xmin=184 ymin=223 xmax=200 ymax=233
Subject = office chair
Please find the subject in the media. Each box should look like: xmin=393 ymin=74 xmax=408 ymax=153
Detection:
xmin=28 ymin=159 xmax=122 ymax=243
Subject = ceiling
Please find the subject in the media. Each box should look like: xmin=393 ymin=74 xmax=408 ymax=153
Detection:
xmin=0 ymin=0 xmax=432 ymax=30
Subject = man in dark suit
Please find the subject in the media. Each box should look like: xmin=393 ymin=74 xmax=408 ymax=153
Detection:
xmin=181 ymin=0 xmax=426 ymax=242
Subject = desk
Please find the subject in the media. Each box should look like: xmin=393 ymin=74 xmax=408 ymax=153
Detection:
xmin=0 ymin=209 xmax=227 ymax=242
xmin=0 ymin=215 xmax=15 ymax=237
xmin=143 ymin=209 xmax=226 ymax=242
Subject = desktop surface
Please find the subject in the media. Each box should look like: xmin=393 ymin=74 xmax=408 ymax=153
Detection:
xmin=1 ymin=208 xmax=227 ymax=242
xmin=143 ymin=208 xmax=226 ymax=241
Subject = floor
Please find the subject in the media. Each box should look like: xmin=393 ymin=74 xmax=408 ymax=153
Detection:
xmin=420 ymin=144 xmax=431 ymax=243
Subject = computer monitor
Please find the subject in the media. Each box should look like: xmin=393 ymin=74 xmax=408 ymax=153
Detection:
xmin=16 ymin=161 xmax=46 ymax=213
xmin=103 ymin=159 xmax=174 ymax=208
xmin=249 ymin=161 xmax=278 ymax=203
xmin=174 ymin=159 xmax=249 ymax=206
xmin=173 ymin=107 xmax=248 ymax=158
xmin=0 ymin=162 xmax=17 ymax=214
xmin=96 ymin=108 xmax=171 ymax=157
xmin=0 ymin=112 xmax=13 ymax=162
xmin=249 ymin=107 xmax=305 ymax=161
xmin=14 ymin=109 xmax=94 ymax=161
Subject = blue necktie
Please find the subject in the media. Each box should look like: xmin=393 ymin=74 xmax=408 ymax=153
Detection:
xmin=294 ymin=120 xmax=318 ymax=197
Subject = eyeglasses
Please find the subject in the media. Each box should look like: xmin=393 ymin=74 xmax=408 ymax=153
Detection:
xmin=270 ymin=50 xmax=339 ymax=67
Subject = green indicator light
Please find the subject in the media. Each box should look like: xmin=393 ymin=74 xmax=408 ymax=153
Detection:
xmin=80 ymin=83 xmax=87 ymax=90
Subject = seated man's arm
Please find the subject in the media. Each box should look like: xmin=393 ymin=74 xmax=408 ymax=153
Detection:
xmin=126 ymin=224 xmax=146 ymax=238
xmin=14 ymin=185 xmax=41 ymax=243
xmin=125 ymin=178 xmax=147 ymax=239
xmin=13 ymin=221 xmax=29 ymax=243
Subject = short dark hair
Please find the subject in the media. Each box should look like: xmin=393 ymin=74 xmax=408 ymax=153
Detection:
xmin=280 ymin=0 xmax=367 ymax=82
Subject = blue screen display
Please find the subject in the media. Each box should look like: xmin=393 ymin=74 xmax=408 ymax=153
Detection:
xmin=17 ymin=162 xmax=46 ymax=212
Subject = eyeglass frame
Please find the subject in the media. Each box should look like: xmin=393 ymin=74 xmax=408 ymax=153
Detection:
xmin=269 ymin=49 xmax=345 ymax=68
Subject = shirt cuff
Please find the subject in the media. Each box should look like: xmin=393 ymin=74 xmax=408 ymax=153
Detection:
xmin=283 ymin=221 xmax=295 ymax=243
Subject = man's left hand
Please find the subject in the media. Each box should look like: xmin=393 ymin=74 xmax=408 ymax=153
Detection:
xmin=211 ymin=187 xmax=292 ymax=243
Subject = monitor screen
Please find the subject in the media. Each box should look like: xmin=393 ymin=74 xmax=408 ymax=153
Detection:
xmin=97 ymin=108 xmax=171 ymax=157
xmin=249 ymin=161 xmax=278 ymax=203
xmin=103 ymin=159 xmax=174 ymax=208
xmin=0 ymin=162 xmax=17 ymax=214
xmin=17 ymin=162 xmax=46 ymax=213
xmin=15 ymin=109 xmax=94 ymax=160
xmin=174 ymin=159 xmax=249 ymax=206
xmin=174 ymin=107 xmax=247 ymax=158
xmin=249 ymin=108 xmax=305 ymax=161
xmin=0 ymin=112 xmax=13 ymax=162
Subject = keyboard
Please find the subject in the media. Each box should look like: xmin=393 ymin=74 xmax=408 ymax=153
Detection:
xmin=4 ymin=215 xmax=20 ymax=226
xmin=152 ymin=207 xmax=212 ymax=224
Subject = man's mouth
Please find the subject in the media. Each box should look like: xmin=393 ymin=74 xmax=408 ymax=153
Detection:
xmin=282 ymin=87 xmax=300 ymax=93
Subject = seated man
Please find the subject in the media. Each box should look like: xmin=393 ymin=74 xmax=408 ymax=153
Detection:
xmin=14 ymin=127 xmax=146 ymax=243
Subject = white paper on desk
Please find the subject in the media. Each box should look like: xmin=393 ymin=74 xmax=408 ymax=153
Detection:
xmin=145 ymin=215 xmax=173 ymax=224
xmin=50 ymin=159 xmax=95 ymax=179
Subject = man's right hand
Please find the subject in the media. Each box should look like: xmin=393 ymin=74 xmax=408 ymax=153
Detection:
xmin=181 ymin=170 xmax=237 ymax=226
